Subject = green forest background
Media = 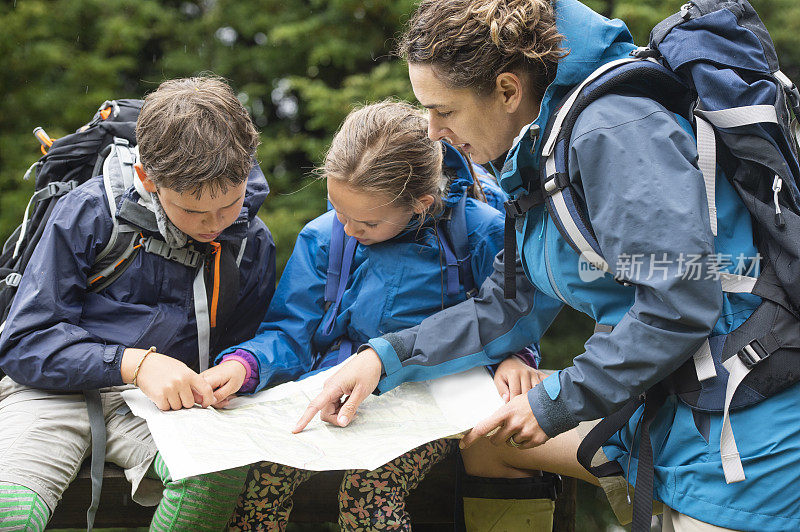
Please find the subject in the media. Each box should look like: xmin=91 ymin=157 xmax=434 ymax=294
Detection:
xmin=2 ymin=0 xmax=799 ymax=529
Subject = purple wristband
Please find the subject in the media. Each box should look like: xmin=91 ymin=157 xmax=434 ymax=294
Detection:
xmin=222 ymin=349 xmax=259 ymax=393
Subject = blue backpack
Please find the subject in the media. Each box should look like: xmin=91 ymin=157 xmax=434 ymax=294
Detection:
xmin=502 ymin=2 xmax=800 ymax=529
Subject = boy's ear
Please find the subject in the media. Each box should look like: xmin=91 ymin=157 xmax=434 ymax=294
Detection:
xmin=134 ymin=163 xmax=157 ymax=193
xmin=413 ymin=194 xmax=435 ymax=214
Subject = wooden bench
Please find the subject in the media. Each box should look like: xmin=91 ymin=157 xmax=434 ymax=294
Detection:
xmin=48 ymin=457 xmax=577 ymax=530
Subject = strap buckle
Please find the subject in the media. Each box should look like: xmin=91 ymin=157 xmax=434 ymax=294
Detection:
xmin=504 ymin=199 xmax=525 ymax=218
xmin=141 ymin=237 xmax=202 ymax=268
xmin=737 ymin=338 xmax=770 ymax=369
xmin=37 ymin=180 xmax=77 ymax=202
xmin=2 ymin=272 xmax=22 ymax=288
xmin=543 ymin=172 xmax=570 ymax=196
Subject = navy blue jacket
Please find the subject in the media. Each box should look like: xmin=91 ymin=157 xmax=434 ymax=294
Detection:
xmin=0 ymin=170 xmax=275 ymax=391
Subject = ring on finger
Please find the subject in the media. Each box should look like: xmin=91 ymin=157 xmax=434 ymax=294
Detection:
xmin=506 ymin=435 xmax=522 ymax=448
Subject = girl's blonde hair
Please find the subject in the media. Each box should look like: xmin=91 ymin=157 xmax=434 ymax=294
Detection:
xmin=324 ymin=101 xmax=447 ymax=214
xmin=399 ymin=0 xmax=566 ymax=96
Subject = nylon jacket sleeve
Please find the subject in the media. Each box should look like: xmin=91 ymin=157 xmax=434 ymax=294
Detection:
xmin=370 ymin=250 xmax=563 ymax=392
xmin=215 ymin=225 xmax=328 ymax=392
xmin=215 ymin=218 xmax=276 ymax=350
xmin=528 ymin=94 xmax=723 ymax=437
xmin=0 ymin=188 xmax=124 ymax=390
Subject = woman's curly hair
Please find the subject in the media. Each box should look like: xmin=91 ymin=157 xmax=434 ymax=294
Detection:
xmin=399 ymin=0 xmax=566 ymax=96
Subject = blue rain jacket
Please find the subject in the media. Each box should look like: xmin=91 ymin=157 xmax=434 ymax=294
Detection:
xmin=365 ymin=1 xmax=800 ymax=529
xmin=0 ymin=168 xmax=276 ymax=391
xmin=217 ymin=147 xmax=514 ymax=391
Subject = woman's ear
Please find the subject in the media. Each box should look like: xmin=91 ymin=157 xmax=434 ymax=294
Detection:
xmin=413 ymin=194 xmax=435 ymax=214
xmin=494 ymin=72 xmax=525 ymax=114
xmin=134 ymin=163 xmax=158 ymax=193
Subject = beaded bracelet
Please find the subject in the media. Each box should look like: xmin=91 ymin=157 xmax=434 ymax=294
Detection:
xmin=132 ymin=346 xmax=157 ymax=387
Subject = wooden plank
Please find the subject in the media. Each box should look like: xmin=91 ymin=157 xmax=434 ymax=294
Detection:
xmin=48 ymin=457 xmax=576 ymax=529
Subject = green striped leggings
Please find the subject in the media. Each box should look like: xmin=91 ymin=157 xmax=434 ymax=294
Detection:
xmin=0 ymin=453 xmax=248 ymax=532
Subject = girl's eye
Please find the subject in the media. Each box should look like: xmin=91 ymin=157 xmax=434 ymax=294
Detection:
xmin=437 ymin=110 xmax=453 ymax=118
xmin=364 ymin=222 xmax=378 ymax=229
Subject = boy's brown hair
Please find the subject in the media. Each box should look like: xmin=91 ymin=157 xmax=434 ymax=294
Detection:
xmin=136 ymin=76 xmax=260 ymax=196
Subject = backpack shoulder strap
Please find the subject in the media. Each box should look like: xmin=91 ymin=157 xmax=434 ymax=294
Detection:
xmin=87 ymin=139 xmax=143 ymax=292
xmin=439 ymin=193 xmax=477 ymax=298
xmin=322 ymin=216 xmax=357 ymax=336
xmin=539 ymin=58 xmax=692 ymax=276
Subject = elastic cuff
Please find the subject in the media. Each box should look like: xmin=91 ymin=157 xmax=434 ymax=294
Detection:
xmin=528 ymin=384 xmax=580 ymax=438
xmin=367 ymin=337 xmax=400 ymax=376
xmin=513 ymin=347 xmax=539 ymax=369
xmin=106 ymin=344 xmax=126 ymax=386
xmin=222 ymin=354 xmax=252 ymax=382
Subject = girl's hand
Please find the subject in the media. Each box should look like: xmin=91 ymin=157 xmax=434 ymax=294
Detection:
xmin=200 ymin=361 xmax=247 ymax=406
xmin=493 ymin=356 xmax=546 ymax=402
xmin=294 ymin=348 xmax=383 ymax=433
xmin=122 ymin=348 xmax=215 ymax=411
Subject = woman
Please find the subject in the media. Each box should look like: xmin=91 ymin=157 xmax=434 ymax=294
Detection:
xmin=295 ymin=1 xmax=800 ymax=531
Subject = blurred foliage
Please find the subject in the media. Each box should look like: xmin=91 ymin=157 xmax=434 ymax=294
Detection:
xmin=3 ymin=2 xmax=800 ymax=527
xmin=2 ymin=0 xmax=799 ymax=270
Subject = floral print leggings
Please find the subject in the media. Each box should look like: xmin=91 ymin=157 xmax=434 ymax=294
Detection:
xmin=227 ymin=438 xmax=458 ymax=531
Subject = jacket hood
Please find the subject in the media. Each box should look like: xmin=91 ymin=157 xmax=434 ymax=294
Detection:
xmin=240 ymin=160 xmax=270 ymax=221
xmin=499 ymin=0 xmax=636 ymax=195
xmin=441 ymin=140 xmax=477 ymax=208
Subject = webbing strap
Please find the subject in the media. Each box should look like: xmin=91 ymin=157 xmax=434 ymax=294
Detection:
xmin=695 ymin=105 xmax=779 ymax=129
xmin=719 ymin=356 xmax=749 ymax=484
xmin=719 ymin=273 xmax=758 ymax=293
xmin=325 ymin=218 xmax=347 ymax=303
xmin=503 ymin=216 xmax=517 ymax=299
xmin=437 ymin=224 xmax=460 ymax=297
xmin=576 ymin=397 xmax=641 ymax=478
xmin=11 ymin=181 xmax=77 ymax=260
xmin=84 ymin=390 xmax=106 ymax=531
xmin=336 ymin=339 xmax=354 ymax=365
xmin=449 ymin=194 xmax=476 ymax=296
xmin=695 ymin=115 xmax=718 ymax=236
xmin=631 ymin=387 xmax=668 ymax=532
xmin=193 ymin=267 xmax=210 ymax=371
xmin=322 ymin=221 xmax=357 ymax=336
xmin=692 ymin=339 xmax=717 ymax=381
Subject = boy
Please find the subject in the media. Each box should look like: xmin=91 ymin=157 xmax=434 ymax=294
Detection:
xmin=0 ymin=77 xmax=275 ymax=531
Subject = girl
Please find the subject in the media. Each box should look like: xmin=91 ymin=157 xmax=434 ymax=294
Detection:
xmin=207 ymin=101 xmax=551 ymax=530
xmin=295 ymin=1 xmax=800 ymax=531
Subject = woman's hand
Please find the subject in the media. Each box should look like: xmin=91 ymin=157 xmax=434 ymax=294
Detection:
xmin=200 ymin=360 xmax=248 ymax=407
xmin=293 ymin=348 xmax=383 ymax=433
xmin=493 ymin=356 xmax=546 ymax=402
xmin=460 ymin=392 xmax=550 ymax=450
xmin=121 ymin=348 xmax=215 ymax=411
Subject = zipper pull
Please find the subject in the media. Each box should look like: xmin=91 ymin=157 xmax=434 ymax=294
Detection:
xmin=773 ymin=175 xmax=786 ymax=228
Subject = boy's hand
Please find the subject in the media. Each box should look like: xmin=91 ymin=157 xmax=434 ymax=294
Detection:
xmin=122 ymin=348 xmax=215 ymax=410
xmin=494 ymin=356 xmax=546 ymax=403
xmin=200 ymin=361 xmax=247 ymax=406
